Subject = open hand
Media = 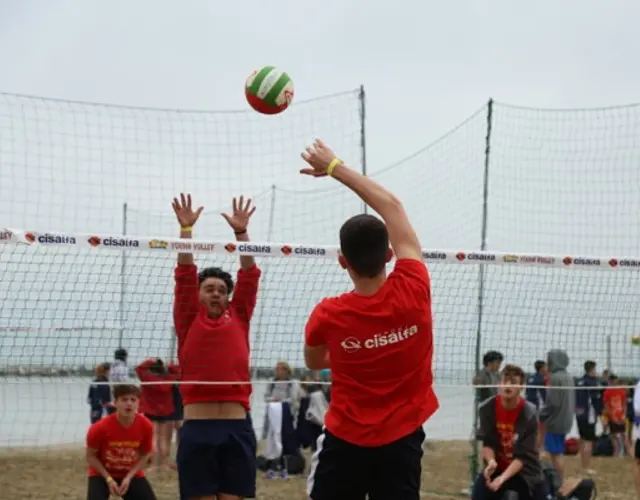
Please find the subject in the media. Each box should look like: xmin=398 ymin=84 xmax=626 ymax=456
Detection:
xmin=487 ymin=474 xmax=505 ymax=492
xmin=117 ymin=476 xmax=131 ymax=496
xmin=221 ymin=196 xmax=256 ymax=233
xmin=483 ymin=459 xmax=497 ymax=482
xmin=172 ymin=193 xmax=203 ymax=228
xmin=300 ymin=139 xmax=340 ymax=177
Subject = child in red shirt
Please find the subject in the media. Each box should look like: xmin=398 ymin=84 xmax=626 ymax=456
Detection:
xmin=171 ymin=193 xmax=260 ymax=500
xmin=86 ymin=384 xmax=156 ymax=500
xmin=603 ymin=374 xmax=632 ymax=456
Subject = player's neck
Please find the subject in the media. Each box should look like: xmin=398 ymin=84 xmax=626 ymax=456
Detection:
xmin=352 ymin=274 xmax=387 ymax=296
xmin=116 ymin=413 xmax=135 ymax=427
xmin=501 ymin=397 xmax=520 ymax=409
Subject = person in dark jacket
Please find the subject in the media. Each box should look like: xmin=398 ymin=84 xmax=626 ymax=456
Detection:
xmin=575 ymin=360 xmax=601 ymax=474
xmin=474 ymin=364 xmax=545 ymax=500
xmin=474 ymin=351 xmax=504 ymax=406
xmin=87 ymin=363 xmax=113 ymax=423
xmin=525 ymin=360 xmax=547 ymax=411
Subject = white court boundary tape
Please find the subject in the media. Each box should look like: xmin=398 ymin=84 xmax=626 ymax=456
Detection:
xmin=1 ymin=228 xmax=640 ymax=271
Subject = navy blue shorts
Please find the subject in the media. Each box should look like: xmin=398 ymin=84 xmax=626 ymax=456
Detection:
xmin=177 ymin=418 xmax=257 ymax=499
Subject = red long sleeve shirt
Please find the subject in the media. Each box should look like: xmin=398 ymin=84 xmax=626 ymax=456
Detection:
xmin=173 ymin=263 xmax=260 ymax=410
xmin=135 ymin=359 xmax=178 ymax=417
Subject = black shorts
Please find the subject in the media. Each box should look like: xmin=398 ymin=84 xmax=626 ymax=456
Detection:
xmin=87 ymin=476 xmax=157 ymax=500
xmin=177 ymin=417 xmax=257 ymax=498
xmin=144 ymin=413 xmax=175 ymax=423
xmin=577 ymin=419 xmax=596 ymax=441
xmin=307 ymin=426 xmax=425 ymax=500
xmin=635 ymin=439 xmax=640 ymax=460
xmin=609 ymin=421 xmax=626 ymax=435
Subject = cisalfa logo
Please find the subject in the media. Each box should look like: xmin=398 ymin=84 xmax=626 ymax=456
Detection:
xmin=609 ymin=258 xmax=618 ymax=268
xmin=224 ymin=243 xmax=237 ymax=253
xmin=24 ymin=232 xmax=36 ymax=244
xmin=563 ymin=256 xmax=572 ymax=266
xmin=88 ymin=236 xmax=101 ymax=247
xmin=281 ymin=245 xmax=292 ymax=256
xmin=456 ymin=252 xmax=466 ymax=262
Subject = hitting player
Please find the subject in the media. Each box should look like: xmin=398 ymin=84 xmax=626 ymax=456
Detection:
xmin=300 ymin=139 xmax=439 ymax=500
xmin=172 ymin=193 xmax=260 ymax=500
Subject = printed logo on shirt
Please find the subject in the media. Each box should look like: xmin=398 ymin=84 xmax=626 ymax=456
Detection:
xmin=149 ymin=239 xmax=168 ymax=249
xmin=340 ymin=325 xmax=419 ymax=353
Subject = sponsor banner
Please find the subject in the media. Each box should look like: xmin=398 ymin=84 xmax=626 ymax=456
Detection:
xmin=0 ymin=228 xmax=639 ymax=270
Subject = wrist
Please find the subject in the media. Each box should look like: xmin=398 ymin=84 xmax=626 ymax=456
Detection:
xmin=327 ymin=158 xmax=344 ymax=177
xmin=105 ymin=476 xmax=115 ymax=483
xmin=234 ymin=229 xmax=247 ymax=235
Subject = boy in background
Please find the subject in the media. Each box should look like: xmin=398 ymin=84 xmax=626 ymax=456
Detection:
xmin=603 ymin=374 xmax=631 ymax=457
xmin=575 ymin=360 xmax=601 ymax=474
xmin=474 ymin=351 xmax=504 ymax=405
xmin=539 ymin=349 xmax=574 ymax=482
xmin=525 ymin=360 xmax=547 ymax=450
xmin=87 ymin=363 xmax=114 ymax=423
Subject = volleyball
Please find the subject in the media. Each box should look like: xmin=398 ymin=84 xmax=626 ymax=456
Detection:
xmin=632 ymin=334 xmax=640 ymax=345
xmin=245 ymin=66 xmax=294 ymax=115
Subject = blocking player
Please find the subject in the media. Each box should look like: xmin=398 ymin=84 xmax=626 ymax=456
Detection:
xmin=474 ymin=364 xmax=544 ymax=500
xmin=300 ymin=139 xmax=439 ymax=500
xmin=172 ymin=193 xmax=260 ymax=500
xmin=86 ymin=384 xmax=157 ymax=500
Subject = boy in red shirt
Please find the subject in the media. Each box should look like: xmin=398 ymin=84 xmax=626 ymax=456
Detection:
xmin=475 ymin=365 xmax=544 ymax=500
xmin=300 ymin=139 xmax=439 ymax=500
xmin=171 ymin=193 xmax=260 ymax=500
xmin=86 ymin=384 xmax=156 ymax=500
xmin=603 ymin=374 xmax=631 ymax=457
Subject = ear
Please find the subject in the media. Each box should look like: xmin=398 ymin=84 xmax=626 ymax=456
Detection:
xmin=338 ymin=253 xmax=348 ymax=270
xmin=385 ymin=247 xmax=393 ymax=263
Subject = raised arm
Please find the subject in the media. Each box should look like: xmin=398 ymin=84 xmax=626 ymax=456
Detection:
xmin=222 ymin=196 xmax=261 ymax=323
xmin=171 ymin=193 xmax=203 ymax=348
xmin=300 ymin=139 xmax=422 ymax=262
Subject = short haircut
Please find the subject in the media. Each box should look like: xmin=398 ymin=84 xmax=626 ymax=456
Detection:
xmin=483 ymin=350 xmax=504 ymax=366
xmin=339 ymin=214 xmax=389 ymax=278
xmin=198 ymin=267 xmax=234 ymax=294
xmin=609 ymin=373 xmax=619 ymax=382
xmin=584 ymin=360 xmax=596 ymax=373
xmin=113 ymin=384 xmax=141 ymax=400
xmin=114 ymin=348 xmax=128 ymax=361
xmin=501 ymin=364 xmax=525 ymax=384
xmin=534 ymin=360 xmax=546 ymax=372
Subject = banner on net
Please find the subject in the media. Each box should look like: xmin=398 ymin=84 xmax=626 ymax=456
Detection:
xmin=1 ymin=228 xmax=640 ymax=271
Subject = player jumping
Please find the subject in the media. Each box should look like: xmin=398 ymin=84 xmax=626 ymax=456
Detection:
xmin=86 ymin=384 xmax=157 ymax=500
xmin=172 ymin=193 xmax=260 ymax=500
xmin=300 ymin=139 xmax=439 ymax=500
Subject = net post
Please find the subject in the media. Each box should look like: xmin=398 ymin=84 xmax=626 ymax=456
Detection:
xmin=117 ymin=202 xmax=128 ymax=349
xmin=470 ymin=98 xmax=494 ymax=483
xmin=358 ymin=85 xmax=368 ymax=214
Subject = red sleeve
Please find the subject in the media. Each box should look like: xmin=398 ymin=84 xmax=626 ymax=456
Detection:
xmin=167 ymin=363 xmax=180 ymax=379
xmin=86 ymin=420 xmax=103 ymax=449
xmin=138 ymin=417 xmax=154 ymax=454
xmin=305 ymin=300 xmax=330 ymax=347
xmin=231 ymin=265 xmax=261 ymax=325
xmin=135 ymin=359 xmax=160 ymax=382
xmin=174 ymin=264 xmax=200 ymax=355
xmin=387 ymin=259 xmax=431 ymax=303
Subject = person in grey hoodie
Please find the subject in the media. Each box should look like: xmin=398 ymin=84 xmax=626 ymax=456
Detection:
xmin=539 ymin=349 xmax=575 ymax=481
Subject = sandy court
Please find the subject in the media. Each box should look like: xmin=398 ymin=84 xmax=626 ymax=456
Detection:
xmin=0 ymin=441 xmax=634 ymax=499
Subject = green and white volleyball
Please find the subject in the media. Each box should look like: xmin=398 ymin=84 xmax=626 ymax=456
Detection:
xmin=245 ymin=66 xmax=294 ymax=115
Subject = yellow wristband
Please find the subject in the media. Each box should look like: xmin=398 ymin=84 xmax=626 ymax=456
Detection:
xmin=180 ymin=226 xmax=193 ymax=232
xmin=106 ymin=476 xmax=115 ymax=484
xmin=327 ymin=158 xmax=342 ymax=177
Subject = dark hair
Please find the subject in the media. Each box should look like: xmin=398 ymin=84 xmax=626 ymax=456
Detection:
xmin=198 ymin=267 xmax=234 ymax=294
xmin=113 ymin=384 xmax=141 ymax=400
xmin=149 ymin=358 xmax=167 ymax=375
xmin=501 ymin=364 xmax=526 ymax=384
xmin=339 ymin=214 xmax=389 ymax=278
xmin=534 ymin=360 xmax=546 ymax=372
xmin=483 ymin=350 xmax=504 ymax=367
xmin=609 ymin=373 xmax=619 ymax=382
xmin=584 ymin=360 xmax=596 ymax=374
xmin=114 ymin=348 xmax=128 ymax=362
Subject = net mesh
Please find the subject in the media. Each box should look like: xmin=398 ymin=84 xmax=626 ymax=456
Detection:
xmin=1 ymin=94 xmax=640 ymax=499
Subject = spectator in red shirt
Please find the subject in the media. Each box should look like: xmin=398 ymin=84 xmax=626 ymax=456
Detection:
xmin=171 ymin=193 xmax=260 ymax=500
xmin=475 ymin=365 xmax=544 ymax=500
xmin=135 ymin=358 xmax=180 ymax=470
xmin=86 ymin=384 xmax=157 ymax=500
xmin=299 ymin=139 xmax=439 ymax=500
xmin=603 ymin=374 xmax=631 ymax=457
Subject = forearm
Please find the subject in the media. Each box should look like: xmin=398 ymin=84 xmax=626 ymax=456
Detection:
xmin=331 ymin=163 xmax=403 ymax=223
xmin=177 ymin=228 xmax=194 ymax=265
xmin=86 ymin=455 xmax=112 ymax=480
xmin=125 ymin=453 xmax=153 ymax=479
xmin=481 ymin=446 xmax=496 ymax=463
xmin=235 ymin=230 xmax=255 ymax=270
xmin=498 ymin=459 xmax=523 ymax=481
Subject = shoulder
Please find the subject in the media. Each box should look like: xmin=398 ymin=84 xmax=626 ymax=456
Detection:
xmin=521 ymin=400 xmax=538 ymax=421
xmin=478 ymin=396 xmax=496 ymax=416
xmin=389 ymin=259 xmax=430 ymax=287
xmin=136 ymin=414 xmax=154 ymax=431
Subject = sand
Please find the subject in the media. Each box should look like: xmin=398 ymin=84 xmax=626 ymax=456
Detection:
xmin=0 ymin=441 xmax=634 ymax=499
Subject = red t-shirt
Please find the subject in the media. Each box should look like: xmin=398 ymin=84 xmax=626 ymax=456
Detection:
xmin=173 ymin=263 xmax=260 ymax=410
xmin=86 ymin=413 xmax=153 ymax=478
xmin=603 ymin=387 xmax=626 ymax=423
xmin=494 ymin=396 xmax=525 ymax=472
xmin=135 ymin=359 xmax=178 ymax=417
xmin=305 ymin=258 xmax=438 ymax=447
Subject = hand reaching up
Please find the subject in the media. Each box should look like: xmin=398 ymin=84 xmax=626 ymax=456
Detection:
xmin=172 ymin=193 xmax=203 ymax=228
